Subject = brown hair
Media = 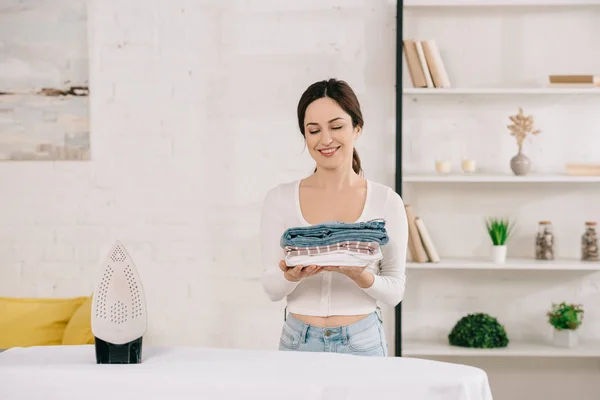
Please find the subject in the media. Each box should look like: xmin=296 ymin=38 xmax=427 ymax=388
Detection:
xmin=297 ymin=78 xmax=363 ymax=175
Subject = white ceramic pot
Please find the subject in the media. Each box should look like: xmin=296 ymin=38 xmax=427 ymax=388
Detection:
xmin=491 ymin=245 xmax=507 ymax=264
xmin=553 ymin=329 xmax=578 ymax=348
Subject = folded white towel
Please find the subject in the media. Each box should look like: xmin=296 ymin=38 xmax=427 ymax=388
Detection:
xmin=284 ymin=248 xmax=383 ymax=267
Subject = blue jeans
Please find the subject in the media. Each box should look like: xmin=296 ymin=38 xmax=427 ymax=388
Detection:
xmin=280 ymin=219 xmax=389 ymax=247
xmin=278 ymin=312 xmax=388 ymax=357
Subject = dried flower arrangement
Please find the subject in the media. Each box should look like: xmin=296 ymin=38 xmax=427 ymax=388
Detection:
xmin=507 ymin=107 xmax=541 ymax=152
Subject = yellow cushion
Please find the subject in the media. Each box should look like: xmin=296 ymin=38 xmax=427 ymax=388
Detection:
xmin=62 ymin=296 xmax=95 ymax=345
xmin=0 ymin=296 xmax=87 ymax=348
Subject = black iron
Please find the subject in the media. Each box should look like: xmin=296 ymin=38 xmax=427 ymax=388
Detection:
xmin=94 ymin=336 xmax=143 ymax=364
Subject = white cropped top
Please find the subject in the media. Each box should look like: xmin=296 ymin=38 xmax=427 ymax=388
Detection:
xmin=260 ymin=179 xmax=409 ymax=317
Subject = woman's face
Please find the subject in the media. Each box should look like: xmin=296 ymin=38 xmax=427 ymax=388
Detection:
xmin=303 ymin=97 xmax=361 ymax=172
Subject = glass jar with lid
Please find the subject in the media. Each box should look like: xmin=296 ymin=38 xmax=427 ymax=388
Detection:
xmin=581 ymin=221 xmax=599 ymax=261
xmin=535 ymin=221 xmax=554 ymax=260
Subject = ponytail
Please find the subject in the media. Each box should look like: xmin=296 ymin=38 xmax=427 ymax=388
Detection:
xmin=352 ymin=148 xmax=362 ymax=175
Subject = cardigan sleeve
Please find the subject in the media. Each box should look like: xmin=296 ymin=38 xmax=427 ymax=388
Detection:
xmin=360 ymin=188 xmax=408 ymax=306
xmin=259 ymin=186 xmax=300 ymax=301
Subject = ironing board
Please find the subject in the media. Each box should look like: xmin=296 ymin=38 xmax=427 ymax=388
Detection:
xmin=0 ymin=345 xmax=493 ymax=400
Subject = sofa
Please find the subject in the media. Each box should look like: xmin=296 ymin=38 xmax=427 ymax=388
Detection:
xmin=0 ymin=295 xmax=95 ymax=350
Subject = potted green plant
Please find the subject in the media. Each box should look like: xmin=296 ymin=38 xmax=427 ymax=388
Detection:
xmin=485 ymin=217 xmax=513 ymax=264
xmin=448 ymin=312 xmax=509 ymax=349
xmin=547 ymin=302 xmax=584 ymax=347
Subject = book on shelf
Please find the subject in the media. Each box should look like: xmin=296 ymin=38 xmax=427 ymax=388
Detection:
xmin=415 ymin=217 xmax=440 ymax=263
xmin=403 ymin=38 xmax=450 ymax=89
xmin=415 ymin=41 xmax=434 ymax=88
xmin=566 ymin=163 xmax=600 ymax=176
xmin=404 ymin=205 xmax=440 ymax=263
xmin=547 ymin=74 xmax=600 ymax=88
xmin=403 ymin=39 xmax=427 ymax=88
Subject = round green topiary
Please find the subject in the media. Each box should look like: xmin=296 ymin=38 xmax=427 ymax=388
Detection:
xmin=448 ymin=312 xmax=509 ymax=348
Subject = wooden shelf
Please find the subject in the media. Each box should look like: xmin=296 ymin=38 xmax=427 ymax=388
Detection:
xmin=403 ymin=88 xmax=600 ymax=95
xmin=407 ymin=257 xmax=600 ymax=271
xmin=403 ymin=338 xmax=600 ymax=357
xmin=402 ymin=0 xmax=600 ymax=7
xmin=402 ymin=172 xmax=600 ymax=183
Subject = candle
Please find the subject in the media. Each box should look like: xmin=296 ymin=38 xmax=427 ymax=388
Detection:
xmin=462 ymin=159 xmax=476 ymax=174
xmin=435 ymin=160 xmax=452 ymax=174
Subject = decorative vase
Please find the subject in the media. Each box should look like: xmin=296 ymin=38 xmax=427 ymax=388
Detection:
xmin=553 ymin=329 xmax=578 ymax=348
xmin=510 ymin=150 xmax=530 ymax=176
xmin=491 ymin=245 xmax=507 ymax=264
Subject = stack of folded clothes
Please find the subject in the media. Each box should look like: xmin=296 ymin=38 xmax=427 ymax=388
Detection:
xmin=280 ymin=219 xmax=389 ymax=267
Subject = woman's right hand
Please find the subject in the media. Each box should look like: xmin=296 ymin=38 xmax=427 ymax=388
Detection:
xmin=279 ymin=260 xmax=323 ymax=282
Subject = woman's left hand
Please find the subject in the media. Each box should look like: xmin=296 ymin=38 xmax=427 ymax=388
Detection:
xmin=322 ymin=266 xmax=374 ymax=288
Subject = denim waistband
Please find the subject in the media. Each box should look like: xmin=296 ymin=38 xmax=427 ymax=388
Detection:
xmin=285 ymin=312 xmax=381 ymax=343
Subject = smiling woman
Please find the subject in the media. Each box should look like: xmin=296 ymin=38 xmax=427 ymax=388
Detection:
xmin=260 ymin=78 xmax=409 ymax=357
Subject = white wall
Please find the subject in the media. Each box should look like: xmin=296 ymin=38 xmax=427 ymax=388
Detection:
xmin=402 ymin=3 xmax=600 ymax=400
xmin=3 ymin=0 xmax=600 ymax=399
xmin=0 ymin=0 xmax=397 ymax=349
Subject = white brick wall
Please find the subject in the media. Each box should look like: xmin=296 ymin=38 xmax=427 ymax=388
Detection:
xmin=0 ymin=0 xmax=397 ymax=350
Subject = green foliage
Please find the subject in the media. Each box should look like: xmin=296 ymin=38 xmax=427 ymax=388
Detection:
xmin=485 ymin=217 xmax=513 ymax=245
xmin=448 ymin=313 xmax=509 ymax=349
xmin=547 ymin=302 xmax=584 ymax=330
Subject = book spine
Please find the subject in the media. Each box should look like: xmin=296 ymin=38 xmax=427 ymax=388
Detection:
xmin=403 ymin=39 xmax=427 ymax=88
xmin=566 ymin=163 xmax=600 ymax=176
xmin=415 ymin=41 xmax=434 ymax=88
xmin=404 ymin=205 xmax=429 ymax=263
xmin=415 ymin=217 xmax=440 ymax=263
xmin=549 ymin=75 xmax=600 ymax=84
xmin=421 ymin=39 xmax=451 ymax=88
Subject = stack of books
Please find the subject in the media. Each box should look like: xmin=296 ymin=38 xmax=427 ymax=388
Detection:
xmin=403 ymin=39 xmax=451 ymax=89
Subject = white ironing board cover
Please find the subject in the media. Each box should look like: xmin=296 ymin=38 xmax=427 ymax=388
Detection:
xmin=0 ymin=345 xmax=493 ymax=400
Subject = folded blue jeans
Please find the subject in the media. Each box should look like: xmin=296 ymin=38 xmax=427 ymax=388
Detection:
xmin=280 ymin=219 xmax=389 ymax=247
xmin=278 ymin=312 xmax=388 ymax=357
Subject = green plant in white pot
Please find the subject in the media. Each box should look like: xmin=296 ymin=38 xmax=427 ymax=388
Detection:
xmin=547 ymin=302 xmax=584 ymax=348
xmin=485 ymin=217 xmax=513 ymax=264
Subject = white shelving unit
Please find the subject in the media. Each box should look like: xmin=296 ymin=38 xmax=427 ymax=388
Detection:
xmin=403 ymin=173 xmax=600 ymax=183
xmin=400 ymin=0 xmax=600 ymax=363
xmin=403 ymin=339 xmax=600 ymax=358
xmin=407 ymin=257 xmax=600 ymax=271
